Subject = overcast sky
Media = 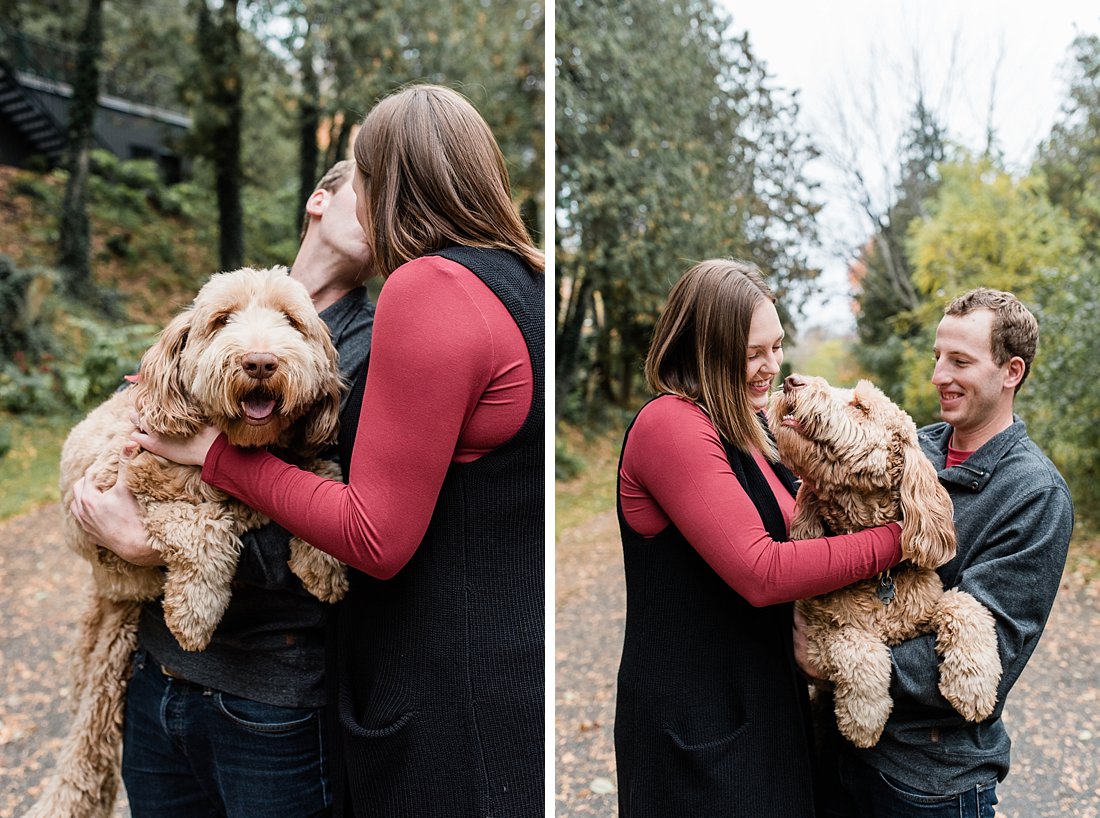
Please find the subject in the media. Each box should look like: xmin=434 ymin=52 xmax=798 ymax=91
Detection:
xmin=718 ymin=0 xmax=1100 ymax=330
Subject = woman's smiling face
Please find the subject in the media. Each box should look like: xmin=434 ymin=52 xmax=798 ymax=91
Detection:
xmin=745 ymin=299 xmax=784 ymax=413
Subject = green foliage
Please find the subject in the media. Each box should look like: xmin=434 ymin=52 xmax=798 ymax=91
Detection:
xmin=0 ymin=367 xmax=61 ymax=414
xmin=0 ymin=422 xmax=10 ymax=459
xmin=885 ymin=158 xmax=1083 ymax=427
xmin=1023 ymin=270 xmax=1100 ymax=526
xmin=60 ymin=318 xmax=156 ymax=412
xmin=0 ymin=204 xmax=172 ymax=417
xmin=556 ymin=0 xmax=821 ymax=416
xmin=907 ymin=159 xmax=1080 ymax=301
xmin=555 ymin=434 xmax=587 ymax=482
xmin=1028 ymin=32 xmax=1100 ymax=524
xmin=1037 ymin=32 xmax=1100 ymax=255
xmin=0 ymin=254 xmax=58 ymax=364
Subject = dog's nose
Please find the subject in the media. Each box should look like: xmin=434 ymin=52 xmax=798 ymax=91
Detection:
xmin=783 ymin=375 xmax=805 ymax=393
xmin=242 ymin=352 xmax=279 ymax=380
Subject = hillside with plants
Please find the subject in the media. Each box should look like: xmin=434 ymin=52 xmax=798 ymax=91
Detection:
xmin=0 ymin=0 xmax=544 ymax=521
xmin=0 ymin=156 xmax=233 ymax=517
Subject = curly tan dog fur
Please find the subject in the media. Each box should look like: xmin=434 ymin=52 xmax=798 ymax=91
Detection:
xmin=768 ymin=374 xmax=1001 ymax=749
xmin=27 ymin=267 xmax=348 ymax=818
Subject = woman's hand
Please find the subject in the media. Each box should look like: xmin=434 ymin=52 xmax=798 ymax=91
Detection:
xmin=70 ymin=443 xmax=164 ymax=567
xmin=792 ymin=606 xmax=829 ymax=682
xmin=130 ymin=415 xmax=220 ymax=467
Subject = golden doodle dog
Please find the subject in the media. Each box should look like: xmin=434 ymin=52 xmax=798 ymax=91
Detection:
xmin=27 ymin=267 xmax=348 ymax=818
xmin=768 ymin=374 xmax=1001 ymax=749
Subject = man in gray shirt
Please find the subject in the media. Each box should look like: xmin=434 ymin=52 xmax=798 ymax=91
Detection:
xmin=69 ymin=159 xmax=374 ymax=817
xmin=803 ymin=288 xmax=1074 ymax=818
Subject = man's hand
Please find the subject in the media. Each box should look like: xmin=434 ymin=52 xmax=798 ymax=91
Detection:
xmin=70 ymin=442 xmax=164 ymax=567
xmin=793 ymin=606 xmax=829 ymax=682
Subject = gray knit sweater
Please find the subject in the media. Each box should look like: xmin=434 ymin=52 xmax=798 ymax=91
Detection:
xmin=853 ymin=416 xmax=1074 ymax=793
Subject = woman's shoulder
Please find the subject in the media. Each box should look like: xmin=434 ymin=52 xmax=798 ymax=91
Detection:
xmin=389 ymin=253 xmax=469 ymax=284
xmin=636 ymin=394 xmax=708 ymax=424
xmin=629 ymin=395 xmax=716 ymax=448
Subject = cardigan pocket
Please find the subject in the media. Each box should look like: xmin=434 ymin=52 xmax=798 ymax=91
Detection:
xmin=663 ymin=718 xmax=752 ymax=752
xmin=662 ymin=719 xmax=752 ymax=785
xmin=340 ymin=706 xmax=420 ymax=804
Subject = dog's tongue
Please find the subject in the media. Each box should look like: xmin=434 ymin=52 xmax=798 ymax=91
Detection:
xmin=243 ymin=398 xmax=276 ymax=421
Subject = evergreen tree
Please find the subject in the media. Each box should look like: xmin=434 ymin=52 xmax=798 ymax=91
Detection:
xmin=556 ymin=0 xmax=819 ymax=418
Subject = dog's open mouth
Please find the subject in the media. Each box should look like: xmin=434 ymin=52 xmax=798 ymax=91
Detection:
xmin=241 ymin=390 xmax=279 ymax=426
xmin=781 ymin=413 xmax=804 ymax=433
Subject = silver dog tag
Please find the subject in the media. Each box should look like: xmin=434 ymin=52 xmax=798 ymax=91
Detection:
xmin=877 ymin=574 xmax=896 ymax=606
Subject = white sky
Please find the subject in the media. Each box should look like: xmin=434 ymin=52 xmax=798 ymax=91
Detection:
xmin=718 ymin=0 xmax=1100 ymax=331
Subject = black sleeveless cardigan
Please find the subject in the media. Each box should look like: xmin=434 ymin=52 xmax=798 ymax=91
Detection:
xmin=614 ymin=406 xmax=817 ymax=817
xmin=328 ymin=246 xmax=544 ymax=817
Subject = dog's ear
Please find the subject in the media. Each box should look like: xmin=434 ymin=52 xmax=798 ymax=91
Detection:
xmin=301 ymin=330 xmax=344 ymax=453
xmin=899 ymin=444 xmax=956 ymax=569
xmin=133 ymin=310 xmax=205 ymax=437
xmin=852 ymin=379 xmax=879 ymax=407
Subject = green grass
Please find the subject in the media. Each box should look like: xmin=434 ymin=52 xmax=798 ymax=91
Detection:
xmin=0 ymin=412 xmax=75 ymax=520
xmin=555 ymin=424 xmax=620 ymax=539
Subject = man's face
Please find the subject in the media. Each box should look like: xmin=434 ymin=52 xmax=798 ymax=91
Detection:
xmin=931 ymin=309 xmax=1012 ymax=437
xmin=320 ymin=176 xmax=372 ymax=269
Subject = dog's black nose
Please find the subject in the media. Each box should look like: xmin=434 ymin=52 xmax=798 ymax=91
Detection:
xmin=784 ymin=375 xmax=805 ymax=393
xmin=242 ymin=352 xmax=279 ymax=380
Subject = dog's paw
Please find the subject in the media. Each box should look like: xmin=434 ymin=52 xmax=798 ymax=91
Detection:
xmin=833 ymin=686 xmax=892 ymax=748
xmin=288 ymin=539 xmax=348 ymax=603
xmin=932 ymin=588 xmax=1002 ymax=722
xmin=163 ymin=610 xmax=216 ymax=652
xmin=939 ymin=675 xmax=998 ymax=722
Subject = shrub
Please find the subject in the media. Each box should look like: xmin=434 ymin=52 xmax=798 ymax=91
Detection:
xmin=60 ymin=319 xmax=158 ymax=412
xmin=0 ymin=255 xmax=58 ymax=363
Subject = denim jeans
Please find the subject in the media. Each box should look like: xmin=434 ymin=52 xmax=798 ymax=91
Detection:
xmin=122 ymin=648 xmax=331 ymax=818
xmin=818 ymin=749 xmax=998 ymax=818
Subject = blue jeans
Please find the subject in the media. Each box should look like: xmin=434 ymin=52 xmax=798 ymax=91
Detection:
xmin=819 ymin=749 xmax=998 ymax=818
xmin=122 ymin=648 xmax=331 ymax=817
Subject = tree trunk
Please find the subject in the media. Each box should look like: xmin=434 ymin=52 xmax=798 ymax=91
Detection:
xmin=297 ymin=30 xmax=320 ymax=214
xmin=555 ymin=272 xmax=592 ymax=422
xmin=57 ymin=0 xmax=104 ymax=300
xmin=330 ymin=109 xmax=352 ymax=165
xmin=197 ymin=0 xmax=244 ymax=271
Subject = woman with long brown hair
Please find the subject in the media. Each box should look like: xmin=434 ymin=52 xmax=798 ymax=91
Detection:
xmin=136 ymin=84 xmax=544 ymax=817
xmin=614 ymin=259 xmax=901 ymax=816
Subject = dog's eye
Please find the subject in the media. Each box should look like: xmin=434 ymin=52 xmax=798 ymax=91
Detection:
xmin=283 ymin=313 xmax=307 ymax=334
xmin=211 ymin=313 xmax=231 ymax=328
xmin=850 ymin=400 xmax=871 ymax=415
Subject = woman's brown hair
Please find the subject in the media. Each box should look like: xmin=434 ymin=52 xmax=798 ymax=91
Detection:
xmin=645 ymin=259 xmax=778 ymax=456
xmin=353 ymin=84 xmax=544 ymax=277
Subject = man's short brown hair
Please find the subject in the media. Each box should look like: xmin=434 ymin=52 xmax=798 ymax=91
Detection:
xmin=944 ymin=287 xmax=1039 ymax=393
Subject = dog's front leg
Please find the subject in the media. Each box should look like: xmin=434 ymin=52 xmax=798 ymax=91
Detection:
xmin=143 ymin=501 xmax=245 ymax=651
xmin=931 ymin=588 xmax=1002 ymax=721
xmin=822 ymin=625 xmax=894 ymax=748
xmin=287 ymin=458 xmax=348 ymax=603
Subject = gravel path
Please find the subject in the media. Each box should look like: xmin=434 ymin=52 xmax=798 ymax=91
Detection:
xmin=2 ymin=499 xmax=1096 ymax=818
xmin=555 ymin=509 xmax=1100 ymax=817
xmin=0 ymin=504 xmax=130 ymax=818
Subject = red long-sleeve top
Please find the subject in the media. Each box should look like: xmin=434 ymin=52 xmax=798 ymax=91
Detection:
xmin=201 ymin=254 xmax=534 ymax=579
xmin=619 ymin=395 xmax=901 ymax=606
